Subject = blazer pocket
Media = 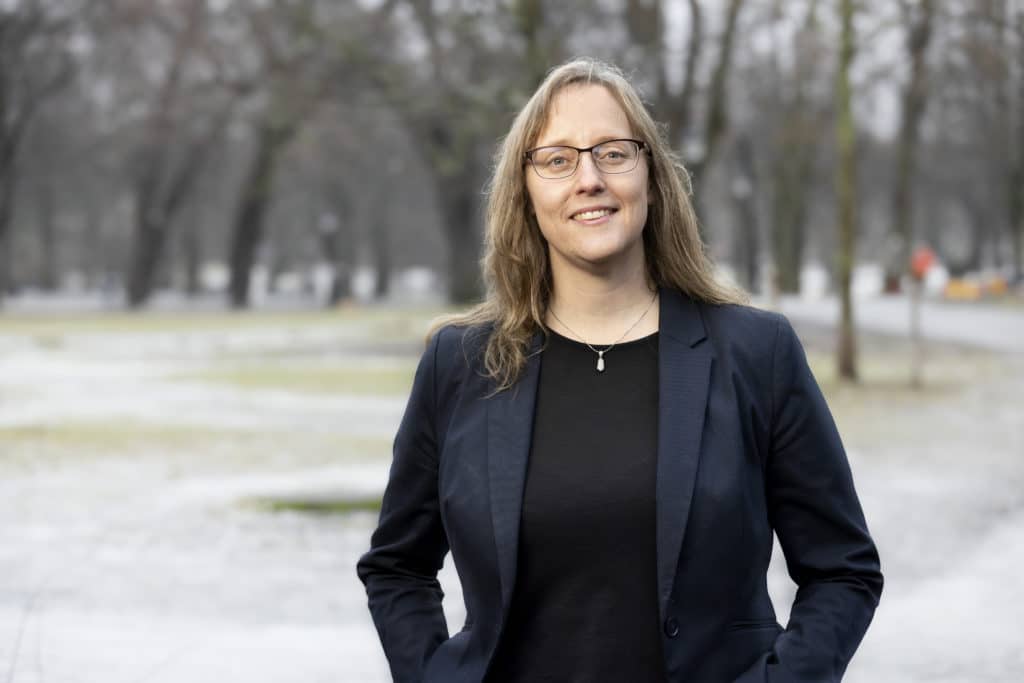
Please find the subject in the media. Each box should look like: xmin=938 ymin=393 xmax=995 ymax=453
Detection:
xmin=727 ymin=618 xmax=781 ymax=632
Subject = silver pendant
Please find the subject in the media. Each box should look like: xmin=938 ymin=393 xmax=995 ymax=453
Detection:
xmin=596 ymin=351 xmax=605 ymax=373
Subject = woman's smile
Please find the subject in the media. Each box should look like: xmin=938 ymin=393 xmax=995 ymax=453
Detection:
xmin=570 ymin=206 xmax=618 ymax=224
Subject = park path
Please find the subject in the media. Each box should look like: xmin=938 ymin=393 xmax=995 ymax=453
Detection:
xmin=775 ymin=293 xmax=1024 ymax=354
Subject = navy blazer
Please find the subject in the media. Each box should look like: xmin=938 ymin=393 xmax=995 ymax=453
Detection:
xmin=357 ymin=288 xmax=882 ymax=683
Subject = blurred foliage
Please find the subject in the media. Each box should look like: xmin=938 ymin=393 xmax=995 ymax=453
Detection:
xmin=1 ymin=0 xmax=1020 ymax=311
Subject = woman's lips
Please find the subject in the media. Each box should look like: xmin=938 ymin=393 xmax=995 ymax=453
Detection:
xmin=571 ymin=208 xmax=617 ymax=224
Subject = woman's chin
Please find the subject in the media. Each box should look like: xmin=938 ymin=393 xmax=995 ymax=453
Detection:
xmin=572 ymin=238 xmax=643 ymax=269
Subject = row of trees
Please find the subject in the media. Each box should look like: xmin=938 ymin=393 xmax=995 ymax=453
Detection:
xmin=2 ymin=0 xmax=1023 ymax=370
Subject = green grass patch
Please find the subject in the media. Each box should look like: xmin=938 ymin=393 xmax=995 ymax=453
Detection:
xmin=801 ymin=348 xmax=1020 ymax=450
xmin=0 ymin=305 xmax=457 ymax=337
xmin=0 ymin=421 xmax=218 ymax=451
xmin=806 ymin=347 xmax=1006 ymax=400
xmin=246 ymin=495 xmax=383 ymax=515
xmin=179 ymin=363 xmax=416 ymax=395
xmin=0 ymin=421 xmax=392 ymax=462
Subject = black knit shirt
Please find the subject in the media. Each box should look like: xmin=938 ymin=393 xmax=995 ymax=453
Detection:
xmin=488 ymin=329 xmax=666 ymax=683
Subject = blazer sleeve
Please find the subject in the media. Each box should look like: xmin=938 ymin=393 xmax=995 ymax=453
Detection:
xmin=356 ymin=329 xmax=451 ymax=683
xmin=735 ymin=315 xmax=883 ymax=683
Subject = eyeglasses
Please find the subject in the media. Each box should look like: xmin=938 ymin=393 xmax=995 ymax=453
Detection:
xmin=524 ymin=138 xmax=648 ymax=180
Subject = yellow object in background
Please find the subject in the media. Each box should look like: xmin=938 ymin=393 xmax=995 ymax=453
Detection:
xmin=944 ymin=279 xmax=983 ymax=301
xmin=985 ymin=277 xmax=1009 ymax=296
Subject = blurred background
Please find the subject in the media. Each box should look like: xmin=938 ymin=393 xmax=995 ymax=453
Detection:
xmin=0 ymin=0 xmax=1022 ymax=681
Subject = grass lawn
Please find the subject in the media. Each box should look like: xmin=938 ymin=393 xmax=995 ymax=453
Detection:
xmin=0 ymin=305 xmax=445 ymax=332
xmin=179 ymin=363 xmax=416 ymax=396
xmin=0 ymin=420 xmax=392 ymax=467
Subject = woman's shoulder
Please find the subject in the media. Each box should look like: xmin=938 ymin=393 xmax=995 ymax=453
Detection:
xmin=426 ymin=321 xmax=491 ymax=376
xmin=429 ymin=320 xmax=491 ymax=352
xmin=698 ymin=300 xmax=790 ymax=341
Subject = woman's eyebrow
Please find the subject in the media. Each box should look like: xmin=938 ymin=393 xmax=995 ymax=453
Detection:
xmin=532 ymin=134 xmax=630 ymax=148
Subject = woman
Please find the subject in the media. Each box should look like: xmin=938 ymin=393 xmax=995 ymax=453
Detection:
xmin=357 ymin=58 xmax=882 ymax=683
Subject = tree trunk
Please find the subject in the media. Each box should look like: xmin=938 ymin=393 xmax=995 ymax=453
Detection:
xmin=732 ymin=135 xmax=759 ymax=291
xmin=0 ymin=143 xmax=17 ymax=299
xmin=182 ymin=210 xmax=202 ymax=297
xmin=126 ymin=113 xmax=229 ymax=308
xmin=885 ymin=0 xmax=935 ymax=293
xmin=82 ymin=200 xmax=102 ymax=290
xmin=514 ymin=0 xmax=550 ymax=88
xmin=37 ymin=173 xmax=57 ymax=290
xmin=370 ymin=215 xmax=391 ymax=300
xmin=771 ymin=154 xmax=812 ymax=294
xmin=127 ymin=210 xmax=170 ymax=307
xmin=667 ymin=0 xmax=703 ymax=147
xmin=227 ymin=123 xmax=292 ymax=309
xmin=1010 ymin=10 xmax=1024 ymax=281
xmin=770 ymin=0 xmax=821 ymax=296
xmin=440 ymin=177 xmax=483 ymax=303
xmin=836 ymin=0 xmax=859 ymax=382
xmin=687 ymin=0 xmax=745 ymax=238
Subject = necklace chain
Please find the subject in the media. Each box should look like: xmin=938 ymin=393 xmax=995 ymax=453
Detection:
xmin=548 ymin=291 xmax=658 ymax=373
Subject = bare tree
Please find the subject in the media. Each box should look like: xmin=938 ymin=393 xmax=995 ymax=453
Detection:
xmin=769 ymin=0 xmax=827 ymax=295
xmin=836 ymin=0 xmax=859 ymax=381
xmin=225 ymin=0 xmax=329 ymax=309
xmin=1013 ymin=7 xmax=1024 ymax=281
xmin=120 ymin=0 xmax=235 ymax=307
xmin=884 ymin=0 xmax=936 ymax=292
xmin=686 ymin=0 xmax=746 ymax=233
xmin=0 ymin=2 xmax=76 ymax=298
xmin=623 ymin=0 xmax=746 ymax=241
xmin=951 ymin=0 xmax=1023 ymax=275
xmin=731 ymin=133 xmax=760 ymax=290
xmin=669 ymin=0 xmax=705 ymax=147
xmin=358 ymin=0 xmax=568 ymax=302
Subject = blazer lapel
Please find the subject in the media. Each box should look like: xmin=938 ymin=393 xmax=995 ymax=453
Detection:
xmin=487 ymin=332 xmax=543 ymax=611
xmin=656 ymin=288 xmax=712 ymax=619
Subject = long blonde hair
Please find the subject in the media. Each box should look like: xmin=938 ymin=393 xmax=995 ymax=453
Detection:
xmin=431 ymin=58 xmax=746 ymax=391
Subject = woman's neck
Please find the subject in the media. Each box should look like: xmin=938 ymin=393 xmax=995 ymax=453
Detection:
xmin=546 ymin=263 xmax=659 ymax=345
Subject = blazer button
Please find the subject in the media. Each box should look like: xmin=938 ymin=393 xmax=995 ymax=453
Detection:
xmin=663 ymin=617 xmax=680 ymax=638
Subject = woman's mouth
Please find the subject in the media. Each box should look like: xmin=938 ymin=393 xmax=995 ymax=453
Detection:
xmin=571 ymin=208 xmax=617 ymax=224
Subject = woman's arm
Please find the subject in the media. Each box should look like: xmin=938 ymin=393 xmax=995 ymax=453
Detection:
xmin=357 ymin=330 xmax=451 ymax=683
xmin=736 ymin=315 xmax=883 ymax=683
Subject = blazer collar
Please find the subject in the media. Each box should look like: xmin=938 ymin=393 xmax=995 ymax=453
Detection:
xmin=486 ymin=287 xmax=712 ymax=620
xmin=654 ymin=288 xmax=712 ymax=620
xmin=487 ymin=331 xmax=543 ymax=612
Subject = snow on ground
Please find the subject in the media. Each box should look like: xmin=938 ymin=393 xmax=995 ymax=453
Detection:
xmin=1 ymin=300 xmax=1022 ymax=681
xmin=775 ymin=293 xmax=1024 ymax=355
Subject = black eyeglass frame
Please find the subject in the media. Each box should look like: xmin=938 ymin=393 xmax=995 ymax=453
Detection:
xmin=523 ymin=138 xmax=649 ymax=179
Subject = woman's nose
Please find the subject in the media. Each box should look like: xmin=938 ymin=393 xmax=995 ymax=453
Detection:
xmin=574 ymin=152 xmax=605 ymax=193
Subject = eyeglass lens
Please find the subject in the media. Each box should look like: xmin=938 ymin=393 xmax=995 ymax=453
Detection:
xmin=530 ymin=140 xmax=640 ymax=179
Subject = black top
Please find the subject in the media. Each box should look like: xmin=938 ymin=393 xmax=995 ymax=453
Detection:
xmin=488 ymin=329 xmax=666 ymax=683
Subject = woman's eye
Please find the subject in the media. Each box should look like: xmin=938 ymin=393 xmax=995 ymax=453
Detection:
xmin=598 ymin=145 xmax=629 ymax=160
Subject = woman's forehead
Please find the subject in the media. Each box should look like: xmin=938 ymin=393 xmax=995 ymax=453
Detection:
xmin=534 ymin=83 xmax=633 ymax=146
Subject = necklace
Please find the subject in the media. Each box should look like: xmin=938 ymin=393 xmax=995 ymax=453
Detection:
xmin=548 ymin=291 xmax=658 ymax=373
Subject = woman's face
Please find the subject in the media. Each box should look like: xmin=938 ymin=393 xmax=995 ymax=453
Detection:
xmin=525 ymin=84 xmax=650 ymax=278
